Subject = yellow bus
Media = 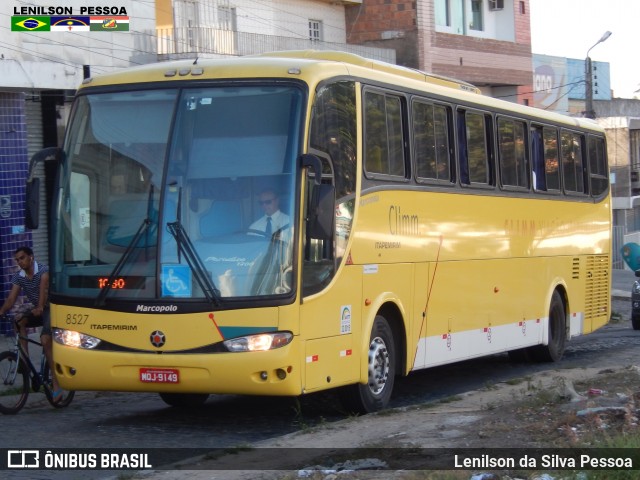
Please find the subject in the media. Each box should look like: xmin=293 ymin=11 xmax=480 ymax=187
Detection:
xmin=27 ymin=51 xmax=611 ymax=413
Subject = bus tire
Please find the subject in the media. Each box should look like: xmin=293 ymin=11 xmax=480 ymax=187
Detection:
xmin=159 ymin=393 xmax=209 ymax=408
xmin=530 ymin=290 xmax=567 ymax=362
xmin=338 ymin=315 xmax=395 ymax=414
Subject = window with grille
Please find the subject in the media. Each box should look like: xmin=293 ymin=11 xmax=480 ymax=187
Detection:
xmin=309 ymin=20 xmax=322 ymax=41
xmin=470 ymin=0 xmax=484 ymax=30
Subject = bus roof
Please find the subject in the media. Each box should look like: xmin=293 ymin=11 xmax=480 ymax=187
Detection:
xmin=253 ymin=50 xmax=482 ymax=94
xmin=81 ymin=50 xmax=603 ymax=133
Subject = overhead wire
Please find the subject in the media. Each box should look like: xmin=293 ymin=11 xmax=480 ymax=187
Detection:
xmin=4 ymin=1 xmax=491 ymax=69
xmin=2 ymin=1 xmax=596 ymax=108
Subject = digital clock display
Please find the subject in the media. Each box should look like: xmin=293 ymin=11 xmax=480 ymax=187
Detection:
xmin=69 ymin=276 xmax=146 ymax=290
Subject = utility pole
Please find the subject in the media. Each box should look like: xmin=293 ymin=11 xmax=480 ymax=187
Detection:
xmin=585 ymin=31 xmax=612 ymax=119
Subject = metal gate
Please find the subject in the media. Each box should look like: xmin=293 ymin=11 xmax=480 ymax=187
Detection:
xmin=25 ymin=98 xmax=48 ymax=266
xmin=612 ymin=225 xmax=625 ymax=270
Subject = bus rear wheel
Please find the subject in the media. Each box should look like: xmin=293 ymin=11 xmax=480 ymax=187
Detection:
xmin=530 ymin=290 xmax=567 ymax=362
xmin=338 ymin=315 xmax=395 ymax=414
xmin=159 ymin=393 xmax=209 ymax=408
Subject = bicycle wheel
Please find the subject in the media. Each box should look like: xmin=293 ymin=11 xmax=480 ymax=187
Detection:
xmin=0 ymin=351 xmax=29 ymax=414
xmin=43 ymin=361 xmax=75 ymax=408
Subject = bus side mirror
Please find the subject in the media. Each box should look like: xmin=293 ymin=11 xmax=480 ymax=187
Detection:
xmin=301 ymin=154 xmax=323 ymax=185
xmin=25 ymin=147 xmax=62 ymax=230
xmin=308 ymin=183 xmax=335 ymax=240
xmin=25 ymin=178 xmax=40 ymax=229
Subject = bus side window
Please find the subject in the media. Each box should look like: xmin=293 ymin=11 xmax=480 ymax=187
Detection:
xmin=531 ymin=126 xmax=545 ymax=191
xmin=364 ymin=90 xmax=406 ymax=179
xmin=543 ymin=127 xmax=561 ymax=191
xmin=497 ymin=117 xmax=529 ymax=189
xmin=561 ymin=130 xmax=586 ymax=194
xmin=458 ymin=109 xmax=493 ymax=186
xmin=413 ymin=100 xmax=453 ymax=183
xmin=588 ymin=136 xmax=608 ymax=196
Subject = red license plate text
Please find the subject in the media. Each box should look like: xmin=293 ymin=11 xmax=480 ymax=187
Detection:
xmin=139 ymin=368 xmax=179 ymax=384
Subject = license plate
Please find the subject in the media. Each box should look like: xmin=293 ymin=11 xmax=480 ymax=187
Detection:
xmin=139 ymin=368 xmax=179 ymax=384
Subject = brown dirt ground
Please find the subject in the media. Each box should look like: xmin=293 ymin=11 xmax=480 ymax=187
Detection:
xmin=142 ymin=364 xmax=640 ymax=480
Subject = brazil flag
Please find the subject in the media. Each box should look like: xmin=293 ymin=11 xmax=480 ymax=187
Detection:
xmin=12 ymin=16 xmax=50 ymax=31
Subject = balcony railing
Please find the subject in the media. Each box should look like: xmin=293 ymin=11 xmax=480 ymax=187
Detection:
xmin=153 ymin=27 xmax=396 ymax=64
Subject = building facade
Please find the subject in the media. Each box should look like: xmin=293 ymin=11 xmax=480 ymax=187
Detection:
xmin=345 ymin=0 xmax=533 ymax=103
xmin=153 ymin=0 xmax=395 ymax=62
xmin=595 ymin=103 xmax=640 ymax=269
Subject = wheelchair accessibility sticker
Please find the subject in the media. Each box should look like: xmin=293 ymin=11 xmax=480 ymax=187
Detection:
xmin=161 ymin=265 xmax=192 ymax=297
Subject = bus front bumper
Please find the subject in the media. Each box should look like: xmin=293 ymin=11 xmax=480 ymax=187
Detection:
xmin=52 ymin=342 xmax=302 ymax=397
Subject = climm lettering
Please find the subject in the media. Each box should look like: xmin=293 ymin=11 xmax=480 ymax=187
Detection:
xmin=14 ymin=6 xmax=73 ymax=15
xmin=389 ymin=205 xmax=419 ymax=236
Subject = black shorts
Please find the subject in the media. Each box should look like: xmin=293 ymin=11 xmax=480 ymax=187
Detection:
xmin=19 ymin=310 xmax=51 ymax=336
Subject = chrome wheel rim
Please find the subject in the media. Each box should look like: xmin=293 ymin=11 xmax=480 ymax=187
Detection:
xmin=367 ymin=336 xmax=390 ymax=395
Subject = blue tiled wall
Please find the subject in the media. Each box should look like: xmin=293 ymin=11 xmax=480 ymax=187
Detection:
xmin=0 ymin=92 xmax=32 ymax=330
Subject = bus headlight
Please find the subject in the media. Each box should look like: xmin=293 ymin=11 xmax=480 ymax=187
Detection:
xmin=634 ymin=281 xmax=640 ymax=295
xmin=53 ymin=328 xmax=102 ymax=349
xmin=223 ymin=332 xmax=293 ymax=352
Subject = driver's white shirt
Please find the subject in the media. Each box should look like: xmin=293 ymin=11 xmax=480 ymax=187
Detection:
xmin=249 ymin=210 xmax=289 ymax=234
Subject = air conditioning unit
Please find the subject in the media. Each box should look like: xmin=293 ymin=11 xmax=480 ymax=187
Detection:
xmin=489 ymin=0 xmax=505 ymax=10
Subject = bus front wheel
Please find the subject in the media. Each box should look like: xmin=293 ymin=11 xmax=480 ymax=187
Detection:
xmin=338 ymin=315 xmax=395 ymax=414
xmin=531 ymin=290 xmax=567 ymax=362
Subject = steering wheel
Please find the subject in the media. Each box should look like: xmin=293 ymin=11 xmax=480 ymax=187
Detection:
xmin=246 ymin=228 xmax=268 ymax=237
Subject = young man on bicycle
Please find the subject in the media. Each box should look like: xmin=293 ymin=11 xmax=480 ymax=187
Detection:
xmin=0 ymin=246 xmax=61 ymax=401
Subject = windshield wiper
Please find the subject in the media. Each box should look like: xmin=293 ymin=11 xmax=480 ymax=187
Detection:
xmin=95 ymin=217 xmax=151 ymax=307
xmin=166 ymin=220 xmax=221 ymax=307
xmin=95 ymin=185 xmax=157 ymax=307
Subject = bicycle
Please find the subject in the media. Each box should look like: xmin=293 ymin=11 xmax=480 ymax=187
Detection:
xmin=0 ymin=315 xmax=74 ymax=414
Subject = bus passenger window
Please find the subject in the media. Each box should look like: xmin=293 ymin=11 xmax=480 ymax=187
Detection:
xmin=364 ymin=91 xmax=406 ymax=178
xmin=561 ymin=131 xmax=586 ymax=194
xmin=543 ymin=128 xmax=560 ymax=191
xmin=588 ymin=136 xmax=608 ymax=196
xmin=463 ymin=111 xmax=491 ymax=185
xmin=498 ymin=117 xmax=529 ymax=189
xmin=413 ymin=101 xmax=452 ymax=183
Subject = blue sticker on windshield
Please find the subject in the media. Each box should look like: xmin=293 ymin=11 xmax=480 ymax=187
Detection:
xmin=162 ymin=264 xmax=192 ymax=297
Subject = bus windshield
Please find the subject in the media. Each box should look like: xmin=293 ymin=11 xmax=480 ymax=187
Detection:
xmin=55 ymin=84 xmax=303 ymax=301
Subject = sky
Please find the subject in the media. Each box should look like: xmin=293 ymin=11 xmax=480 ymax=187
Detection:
xmin=529 ymin=0 xmax=639 ymax=99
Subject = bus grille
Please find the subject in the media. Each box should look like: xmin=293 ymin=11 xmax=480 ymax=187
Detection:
xmin=572 ymin=257 xmax=580 ymax=279
xmin=584 ymin=255 xmax=610 ymax=321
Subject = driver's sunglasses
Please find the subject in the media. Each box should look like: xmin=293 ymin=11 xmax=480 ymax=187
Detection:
xmin=259 ymin=199 xmax=274 ymax=205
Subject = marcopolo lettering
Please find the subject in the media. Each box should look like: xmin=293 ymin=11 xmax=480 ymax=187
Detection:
xmin=136 ymin=304 xmax=178 ymax=313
